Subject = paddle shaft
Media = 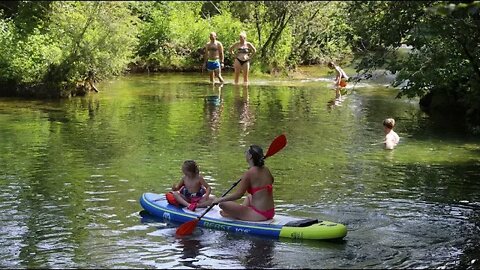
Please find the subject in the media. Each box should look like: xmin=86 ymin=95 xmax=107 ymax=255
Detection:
xmin=196 ymin=177 xmax=242 ymax=220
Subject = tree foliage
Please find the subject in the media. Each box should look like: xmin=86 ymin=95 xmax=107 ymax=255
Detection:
xmin=131 ymin=1 xmax=352 ymax=73
xmin=347 ymin=1 xmax=480 ymax=129
xmin=289 ymin=1 xmax=352 ymax=66
xmin=2 ymin=0 xmax=478 ymax=131
xmin=0 ymin=1 xmax=138 ymax=97
xmin=132 ymin=1 xmax=243 ymax=71
xmin=0 ymin=0 xmax=352 ymax=95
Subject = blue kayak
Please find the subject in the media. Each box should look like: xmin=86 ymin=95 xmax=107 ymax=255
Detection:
xmin=140 ymin=193 xmax=347 ymax=240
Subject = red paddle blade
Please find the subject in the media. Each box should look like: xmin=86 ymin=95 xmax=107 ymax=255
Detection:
xmin=264 ymin=134 xmax=287 ymax=158
xmin=176 ymin=219 xmax=199 ymax=236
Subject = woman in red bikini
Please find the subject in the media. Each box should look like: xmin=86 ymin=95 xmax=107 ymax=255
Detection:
xmin=212 ymin=145 xmax=275 ymax=221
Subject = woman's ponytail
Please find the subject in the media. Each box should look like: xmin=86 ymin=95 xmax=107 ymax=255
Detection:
xmin=248 ymin=145 xmax=265 ymax=167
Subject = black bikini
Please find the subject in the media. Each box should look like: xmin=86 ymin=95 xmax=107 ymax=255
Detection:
xmin=236 ymin=47 xmax=250 ymax=66
xmin=236 ymin=58 xmax=249 ymax=66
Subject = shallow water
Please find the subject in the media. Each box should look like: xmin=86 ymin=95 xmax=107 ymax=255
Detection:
xmin=0 ymin=72 xmax=479 ymax=269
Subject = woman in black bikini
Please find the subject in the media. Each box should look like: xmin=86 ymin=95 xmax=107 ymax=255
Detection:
xmin=229 ymin=31 xmax=257 ymax=85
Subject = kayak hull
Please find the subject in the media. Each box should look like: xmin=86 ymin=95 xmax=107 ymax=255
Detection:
xmin=140 ymin=192 xmax=347 ymax=240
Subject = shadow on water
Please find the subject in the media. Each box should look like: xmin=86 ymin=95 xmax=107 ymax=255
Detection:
xmin=243 ymin=236 xmax=276 ymax=269
xmin=281 ymin=237 xmax=347 ymax=250
xmin=177 ymin=238 xmax=204 ymax=269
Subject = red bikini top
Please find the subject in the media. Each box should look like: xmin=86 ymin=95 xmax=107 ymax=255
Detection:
xmin=247 ymin=184 xmax=273 ymax=195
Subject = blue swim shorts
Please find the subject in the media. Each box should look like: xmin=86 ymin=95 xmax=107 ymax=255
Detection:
xmin=207 ymin=59 xmax=220 ymax=71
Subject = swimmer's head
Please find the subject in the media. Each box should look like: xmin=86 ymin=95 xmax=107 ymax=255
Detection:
xmin=383 ymin=118 xmax=396 ymax=129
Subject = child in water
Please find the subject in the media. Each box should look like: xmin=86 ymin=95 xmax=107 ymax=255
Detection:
xmin=327 ymin=61 xmax=349 ymax=100
xmin=170 ymin=160 xmax=215 ymax=211
xmin=383 ymin=118 xmax=400 ymax=150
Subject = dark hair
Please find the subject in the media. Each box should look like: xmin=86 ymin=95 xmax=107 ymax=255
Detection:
xmin=327 ymin=61 xmax=335 ymax=68
xmin=182 ymin=160 xmax=199 ymax=175
xmin=248 ymin=145 xmax=265 ymax=167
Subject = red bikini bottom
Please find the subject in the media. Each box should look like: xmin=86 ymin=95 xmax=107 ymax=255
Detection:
xmin=249 ymin=206 xmax=275 ymax=220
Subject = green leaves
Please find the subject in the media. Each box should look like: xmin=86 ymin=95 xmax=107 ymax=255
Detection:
xmin=0 ymin=1 xmax=139 ymax=95
xmin=348 ymin=1 xmax=480 ymax=129
xmin=428 ymin=1 xmax=480 ymax=16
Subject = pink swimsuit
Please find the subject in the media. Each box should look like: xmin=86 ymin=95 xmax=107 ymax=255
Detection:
xmin=247 ymin=184 xmax=275 ymax=220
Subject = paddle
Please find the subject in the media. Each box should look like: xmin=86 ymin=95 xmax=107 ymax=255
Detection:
xmin=175 ymin=134 xmax=287 ymax=236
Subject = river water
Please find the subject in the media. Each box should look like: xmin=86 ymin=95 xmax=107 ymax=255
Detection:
xmin=0 ymin=72 xmax=479 ymax=269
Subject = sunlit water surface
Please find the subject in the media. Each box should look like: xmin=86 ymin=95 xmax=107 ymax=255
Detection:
xmin=0 ymin=73 xmax=479 ymax=269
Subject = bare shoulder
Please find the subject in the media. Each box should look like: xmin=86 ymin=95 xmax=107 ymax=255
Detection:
xmin=247 ymin=166 xmax=267 ymax=177
xmin=243 ymin=167 xmax=256 ymax=179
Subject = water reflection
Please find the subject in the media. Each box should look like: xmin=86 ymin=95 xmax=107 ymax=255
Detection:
xmin=233 ymin=84 xmax=254 ymax=136
xmin=204 ymin=83 xmax=223 ymax=135
xmin=204 ymin=83 xmax=222 ymax=106
xmin=327 ymin=88 xmax=348 ymax=111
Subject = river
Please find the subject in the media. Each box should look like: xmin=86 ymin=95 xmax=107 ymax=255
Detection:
xmin=0 ymin=72 xmax=479 ymax=268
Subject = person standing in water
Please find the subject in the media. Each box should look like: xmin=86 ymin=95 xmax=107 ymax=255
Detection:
xmin=327 ymin=61 xmax=349 ymax=100
xmin=229 ymin=31 xmax=257 ymax=85
xmin=203 ymin=32 xmax=225 ymax=84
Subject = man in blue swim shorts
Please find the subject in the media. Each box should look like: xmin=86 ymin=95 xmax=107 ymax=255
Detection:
xmin=203 ymin=32 xmax=225 ymax=84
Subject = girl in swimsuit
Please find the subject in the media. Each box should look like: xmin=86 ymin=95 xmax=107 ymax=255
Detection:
xmin=212 ymin=145 xmax=275 ymax=221
xmin=171 ymin=160 xmax=216 ymax=211
xmin=229 ymin=31 xmax=257 ymax=85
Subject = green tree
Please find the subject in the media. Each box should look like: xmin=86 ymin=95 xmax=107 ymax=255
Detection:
xmin=44 ymin=1 xmax=139 ymax=84
xmin=347 ymin=1 xmax=480 ymax=131
xmin=224 ymin=1 xmax=352 ymax=72
xmin=133 ymin=1 xmax=243 ymax=71
xmin=288 ymin=1 xmax=353 ymax=66
xmin=0 ymin=1 xmax=139 ymax=98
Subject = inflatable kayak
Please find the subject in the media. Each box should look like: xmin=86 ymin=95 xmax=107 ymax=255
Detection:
xmin=139 ymin=192 xmax=347 ymax=240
